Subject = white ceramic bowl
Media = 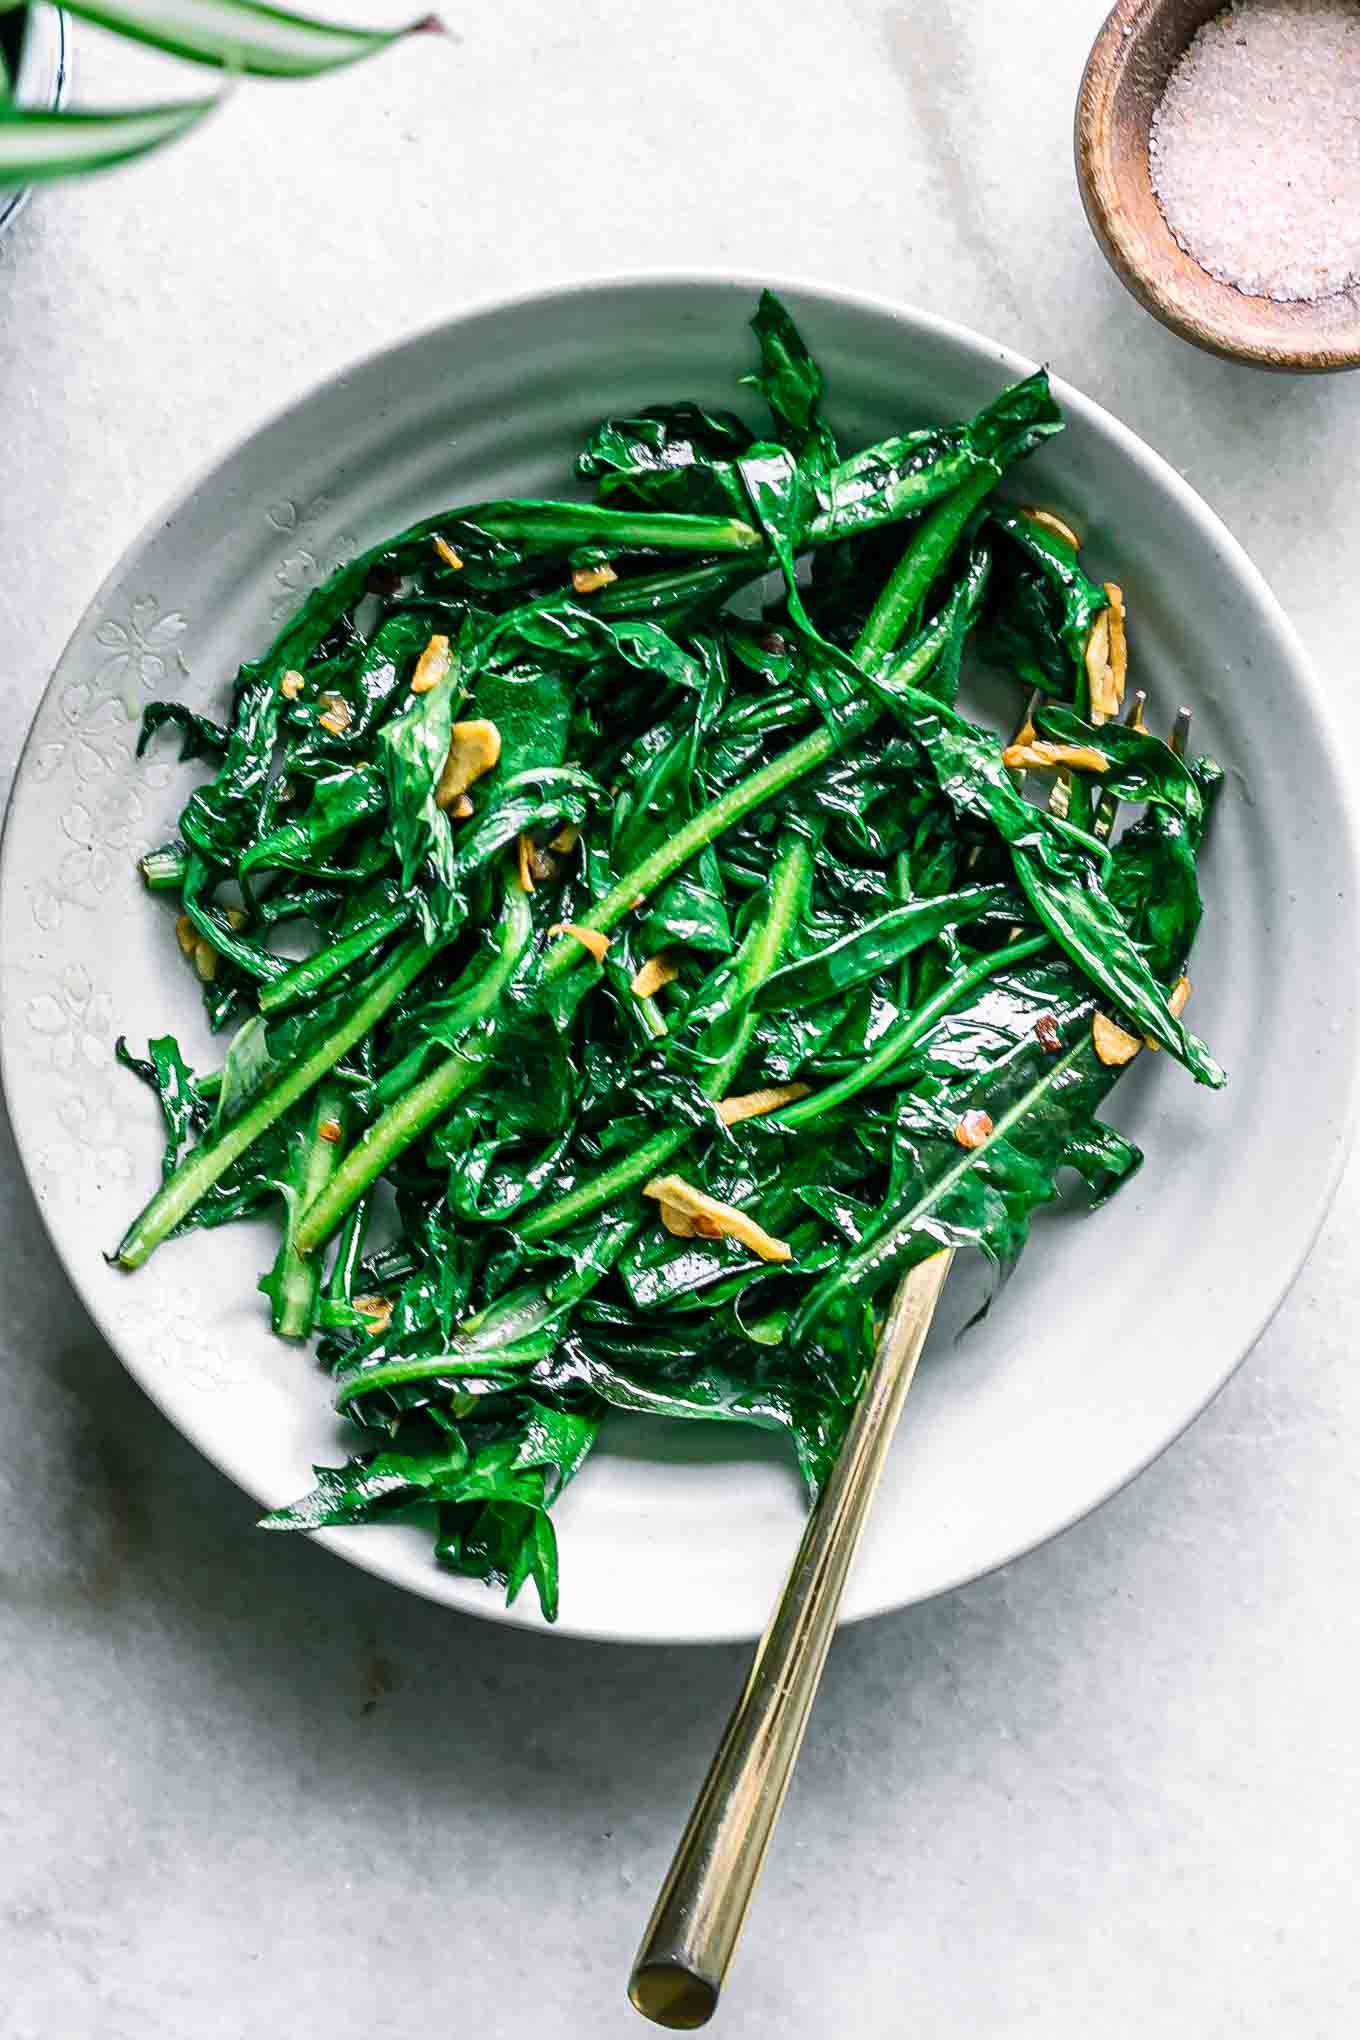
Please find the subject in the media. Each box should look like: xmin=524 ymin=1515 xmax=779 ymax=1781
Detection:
xmin=3 ymin=276 xmax=1356 ymax=1643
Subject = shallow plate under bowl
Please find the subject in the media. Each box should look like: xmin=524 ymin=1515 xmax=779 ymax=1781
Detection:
xmin=3 ymin=276 xmax=1356 ymax=1643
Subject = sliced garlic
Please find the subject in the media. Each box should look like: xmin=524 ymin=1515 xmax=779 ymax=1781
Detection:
xmin=572 ymin=563 xmax=618 ymax=594
xmin=435 ymin=719 xmax=502 ymax=811
xmin=517 ymin=833 xmax=536 ymax=895
xmin=631 ymin=953 xmax=679 ymax=1000
xmin=409 ymin=633 xmax=452 ymax=695
xmin=1021 ymin=506 xmax=1081 ymax=551
xmin=642 ymin=1175 xmax=791 ymax=1263
xmin=1102 ymin=583 xmax=1127 ymax=712
xmin=1093 ymin=1011 xmax=1142 ymax=1067
xmin=1085 ymin=587 xmax=1127 ymax=726
xmin=317 ymin=691 xmax=352 ymax=737
xmin=717 ymin=1082 xmax=811 ymax=1126
xmin=547 ymin=922 xmax=611 ymax=964
xmin=1001 ymin=738 xmax=1109 ymax=773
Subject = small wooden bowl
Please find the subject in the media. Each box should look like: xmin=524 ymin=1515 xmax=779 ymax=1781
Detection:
xmin=1075 ymin=0 xmax=1360 ymax=371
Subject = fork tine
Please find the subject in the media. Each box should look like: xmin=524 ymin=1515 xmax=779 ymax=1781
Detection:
xmin=1092 ymin=688 xmax=1152 ymax=843
xmin=1169 ymin=706 xmax=1192 ymax=759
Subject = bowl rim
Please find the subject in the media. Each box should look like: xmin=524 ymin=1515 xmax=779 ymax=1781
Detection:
xmin=4 ymin=267 xmax=1358 ymax=1644
xmin=1075 ymin=0 xmax=1360 ymax=373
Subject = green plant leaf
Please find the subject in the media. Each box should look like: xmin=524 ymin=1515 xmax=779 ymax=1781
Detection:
xmin=980 ymin=509 xmax=1108 ymax=699
xmin=754 ymin=884 xmax=1018 ymax=1012
xmin=54 ymin=0 xmax=442 ymax=79
xmin=874 ymin=685 xmax=1224 ymax=1084
xmin=0 ymin=100 xmax=216 ymax=184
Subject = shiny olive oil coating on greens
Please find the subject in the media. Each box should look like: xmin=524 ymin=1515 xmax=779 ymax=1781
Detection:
xmin=113 ymin=294 xmax=1221 ymax=1621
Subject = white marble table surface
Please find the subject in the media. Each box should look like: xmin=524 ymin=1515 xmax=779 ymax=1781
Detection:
xmin=3 ymin=4 xmax=1359 ymax=2034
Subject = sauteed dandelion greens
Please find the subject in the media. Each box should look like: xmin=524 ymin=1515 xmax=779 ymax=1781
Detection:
xmin=113 ymin=293 xmax=1222 ymax=1621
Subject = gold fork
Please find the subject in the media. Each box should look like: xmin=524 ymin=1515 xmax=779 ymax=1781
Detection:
xmin=628 ymin=690 xmax=1190 ymax=2027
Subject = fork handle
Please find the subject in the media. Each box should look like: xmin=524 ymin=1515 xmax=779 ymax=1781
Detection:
xmin=627 ymin=1249 xmax=955 ymax=2029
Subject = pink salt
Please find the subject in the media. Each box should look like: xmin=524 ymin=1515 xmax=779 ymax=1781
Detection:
xmin=1149 ymin=0 xmax=1360 ymax=302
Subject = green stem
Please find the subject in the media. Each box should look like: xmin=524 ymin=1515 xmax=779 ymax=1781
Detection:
xmin=114 ymin=938 xmax=433 ymax=1268
xmin=467 ymin=502 xmax=763 ymax=554
xmin=517 ymin=833 xmax=812 ymax=1242
xmin=139 ymin=844 xmax=188 ymax=892
xmin=291 ymin=889 xmax=533 ymax=1255
xmin=892 ymin=850 xmax=914 ymax=1010
xmin=317 ymin=1191 xmax=372 ymax=1328
xmin=365 ymin=884 xmax=534 ymax=1112
xmin=298 ymin=490 xmax=990 ymax=1254
xmin=776 ymin=932 xmax=1051 ymax=1130
xmin=264 ymin=1081 xmax=346 ymax=1340
xmin=543 ymin=498 xmax=985 ymax=981
xmin=239 ymin=768 xmax=385 ymax=883
xmin=523 ymin=1124 xmax=685 ymax=1245
xmin=703 ymin=835 xmax=813 ymax=1089
xmin=294 ymin=1038 xmax=493 ymax=1257
xmin=333 ymin=1216 xmax=640 ymax=1411
xmin=259 ymin=904 xmax=410 ymax=1015
xmin=1046 ymin=811 xmax=1114 ymax=881
xmin=633 ymin=987 xmax=670 ymax=1042
xmin=542 ymin=722 xmax=849 ymax=977
xmin=592 ymin=558 xmax=764 ymax=621
xmin=854 ymin=465 xmax=1001 ymax=667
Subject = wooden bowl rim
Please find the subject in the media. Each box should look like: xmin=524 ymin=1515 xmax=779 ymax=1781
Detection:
xmin=1075 ymin=0 xmax=1360 ymax=373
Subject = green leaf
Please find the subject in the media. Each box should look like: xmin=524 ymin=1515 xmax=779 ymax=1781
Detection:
xmin=577 ymin=402 xmax=756 ymax=519
xmin=54 ymin=0 xmax=442 ymax=79
xmin=213 ymin=1012 xmax=275 ymax=1127
xmin=980 ymin=510 xmax=1108 ymax=699
xmin=472 ymin=666 xmax=571 ymax=795
xmin=0 ymin=100 xmax=215 ymax=184
xmin=378 ymin=638 xmax=465 ymax=938
xmin=138 ymin=701 xmax=228 ymax=764
xmin=258 ymin=1079 xmax=347 ymax=1340
xmin=557 ymin=1326 xmax=839 ymax=1497
xmin=791 ymin=972 xmax=1144 ymax=1378
xmin=754 ymin=884 xmax=1017 ymax=1012
xmin=879 ymin=687 xmax=1224 ymax=1084
xmin=1034 ymin=702 xmax=1202 ymax=821
xmin=260 ymin=1435 xmax=471 ymax=1530
xmin=744 ymin=289 xmax=838 ymax=477
xmin=115 ymin=1033 xmax=207 ymax=1176
xmin=239 ymin=767 xmax=386 ymax=882
xmin=449 ymin=766 xmax=603 ymax=887
xmin=1108 ymin=759 xmax=1218 ymax=980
